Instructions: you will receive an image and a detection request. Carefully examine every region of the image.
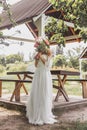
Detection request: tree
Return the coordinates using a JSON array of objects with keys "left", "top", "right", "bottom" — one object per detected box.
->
[
  {"left": 82, "top": 60, "right": 87, "bottom": 72},
  {"left": 0, "top": 0, "right": 16, "bottom": 35},
  {"left": 6, "top": 54, "right": 23, "bottom": 64},
  {"left": 49, "top": 0, "right": 87, "bottom": 43},
  {"left": 66, "top": 45, "right": 85, "bottom": 70},
  {"left": 68, "top": 56, "right": 79, "bottom": 69},
  {"left": 0, "top": 55, "right": 6, "bottom": 66},
  {"left": 56, "top": 45, "right": 63, "bottom": 55},
  {"left": 52, "top": 54, "right": 67, "bottom": 67},
  {"left": 45, "top": 18, "right": 68, "bottom": 47}
]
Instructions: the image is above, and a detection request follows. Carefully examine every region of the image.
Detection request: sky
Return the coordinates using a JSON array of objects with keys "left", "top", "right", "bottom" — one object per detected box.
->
[
  {"left": 1, "top": 24, "right": 35, "bottom": 61},
  {"left": 7, "top": 0, "right": 21, "bottom": 5},
  {"left": 0, "top": 0, "right": 86, "bottom": 61}
]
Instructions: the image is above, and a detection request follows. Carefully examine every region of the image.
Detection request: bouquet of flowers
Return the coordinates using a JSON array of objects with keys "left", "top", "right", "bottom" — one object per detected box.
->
[{"left": 34, "top": 37, "right": 50, "bottom": 59}]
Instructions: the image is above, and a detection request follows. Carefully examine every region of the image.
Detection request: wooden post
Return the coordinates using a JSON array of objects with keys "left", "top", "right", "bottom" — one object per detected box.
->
[
  {"left": 81, "top": 81, "right": 87, "bottom": 98},
  {"left": 0, "top": 81, "right": 2, "bottom": 97},
  {"left": 15, "top": 82, "right": 20, "bottom": 102}
]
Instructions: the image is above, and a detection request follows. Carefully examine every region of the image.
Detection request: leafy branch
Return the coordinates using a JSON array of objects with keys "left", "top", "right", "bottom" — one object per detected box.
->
[
  {"left": 49, "top": 0, "right": 87, "bottom": 43},
  {"left": 0, "top": 0, "right": 16, "bottom": 27}
]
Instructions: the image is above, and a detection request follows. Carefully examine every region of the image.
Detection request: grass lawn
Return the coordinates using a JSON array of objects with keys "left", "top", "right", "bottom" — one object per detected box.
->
[{"left": 2, "top": 82, "right": 31, "bottom": 94}]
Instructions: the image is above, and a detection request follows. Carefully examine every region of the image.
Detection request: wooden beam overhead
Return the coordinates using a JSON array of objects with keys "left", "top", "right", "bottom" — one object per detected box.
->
[
  {"left": 0, "top": 35, "right": 35, "bottom": 43},
  {"left": 45, "top": 9, "right": 57, "bottom": 14},
  {"left": 65, "top": 35, "right": 81, "bottom": 41},
  {"left": 0, "top": 34, "right": 81, "bottom": 45},
  {"left": 26, "top": 22, "right": 38, "bottom": 38}
]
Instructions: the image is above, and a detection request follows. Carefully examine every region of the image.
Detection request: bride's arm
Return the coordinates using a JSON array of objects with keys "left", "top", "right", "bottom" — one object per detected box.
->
[
  {"left": 34, "top": 52, "right": 41, "bottom": 67},
  {"left": 35, "top": 59, "right": 39, "bottom": 67},
  {"left": 35, "top": 53, "right": 47, "bottom": 66},
  {"left": 34, "top": 54, "right": 39, "bottom": 67}
]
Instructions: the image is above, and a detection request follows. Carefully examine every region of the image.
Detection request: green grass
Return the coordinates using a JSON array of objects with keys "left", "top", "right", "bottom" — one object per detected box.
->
[
  {"left": 2, "top": 82, "right": 32, "bottom": 94},
  {"left": 65, "top": 82, "right": 82, "bottom": 96}
]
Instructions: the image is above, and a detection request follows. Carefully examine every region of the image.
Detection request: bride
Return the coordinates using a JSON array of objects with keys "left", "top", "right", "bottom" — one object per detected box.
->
[{"left": 26, "top": 38, "right": 57, "bottom": 125}]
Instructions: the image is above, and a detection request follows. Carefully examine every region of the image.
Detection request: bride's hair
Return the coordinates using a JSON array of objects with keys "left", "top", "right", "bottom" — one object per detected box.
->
[{"left": 46, "top": 48, "right": 52, "bottom": 56}]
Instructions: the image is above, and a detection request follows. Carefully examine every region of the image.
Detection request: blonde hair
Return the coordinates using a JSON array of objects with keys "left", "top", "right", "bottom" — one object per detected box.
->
[{"left": 46, "top": 48, "right": 52, "bottom": 56}]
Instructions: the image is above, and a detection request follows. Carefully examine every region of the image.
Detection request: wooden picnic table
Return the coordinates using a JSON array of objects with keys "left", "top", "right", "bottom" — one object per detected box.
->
[
  {"left": 7, "top": 71, "right": 34, "bottom": 101},
  {"left": 7, "top": 71, "right": 34, "bottom": 80},
  {"left": 7, "top": 70, "right": 80, "bottom": 102}
]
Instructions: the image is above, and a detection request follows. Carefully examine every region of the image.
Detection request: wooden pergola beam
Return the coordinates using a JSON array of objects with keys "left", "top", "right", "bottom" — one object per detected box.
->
[
  {"left": 65, "top": 35, "right": 81, "bottom": 41},
  {"left": 45, "top": 9, "right": 57, "bottom": 14},
  {"left": 25, "top": 22, "right": 38, "bottom": 38},
  {"left": 0, "top": 35, "right": 35, "bottom": 43},
  {"left": 0, "top": 34, "right": 81, "bottom": 45},
  {"left": 60, "top": 10, "right": 80, "bottom": 43}
]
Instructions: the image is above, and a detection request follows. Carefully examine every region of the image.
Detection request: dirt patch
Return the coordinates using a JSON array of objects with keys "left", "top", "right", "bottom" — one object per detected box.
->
[{"left": 0, "top": 106, "right": 87, "bottom": 130}]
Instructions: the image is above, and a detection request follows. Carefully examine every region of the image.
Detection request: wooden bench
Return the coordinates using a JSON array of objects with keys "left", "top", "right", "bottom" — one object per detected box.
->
[
  {"left": 66, "top": 79, "right": 87, "bottom": 98},
  {"left": 0, "top": 78, "right": 32, "bottom": 102},
  {"left": 52, "top": 78, "right": 87, "bottom": 99}
]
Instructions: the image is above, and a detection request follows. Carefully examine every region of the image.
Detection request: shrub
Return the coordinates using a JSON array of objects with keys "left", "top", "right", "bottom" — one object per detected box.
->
[
  {"left": 6, "top": 62, "right": 28, "bottom": 72},
  {"left": 0, "top": 64, "right": 5, "bottom": 73}
]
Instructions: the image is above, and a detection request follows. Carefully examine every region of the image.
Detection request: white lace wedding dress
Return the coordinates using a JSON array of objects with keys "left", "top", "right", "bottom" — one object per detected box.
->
[{"left": 26, "top": 54, "right": 57, "bottom": 125}]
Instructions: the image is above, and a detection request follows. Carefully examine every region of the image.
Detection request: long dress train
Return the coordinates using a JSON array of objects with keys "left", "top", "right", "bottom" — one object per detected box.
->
[{"left": 26, "top": 54, "right": 57, "bottom": 125}]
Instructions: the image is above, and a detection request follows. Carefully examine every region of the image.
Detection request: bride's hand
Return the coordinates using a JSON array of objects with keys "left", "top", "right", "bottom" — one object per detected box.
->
[
  {"left": 38, "top": 52, "right": 42, "bottom": 58},
  {"left": 35, "top": 52, "right": 41, "bottom": 60}
]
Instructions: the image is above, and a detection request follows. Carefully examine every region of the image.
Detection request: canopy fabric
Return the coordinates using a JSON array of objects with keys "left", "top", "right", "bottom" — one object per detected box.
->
[{"left": 0, "top": 0, "right": 51, "bottom": 30}]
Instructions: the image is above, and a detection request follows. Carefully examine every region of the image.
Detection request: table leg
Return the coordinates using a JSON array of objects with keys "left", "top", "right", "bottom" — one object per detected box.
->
[
  {"left": 10, "top": 82, "right": 21, "bottom": 102},
  {"left": 53, "top": 86, "right": 64, "bottom": 101},
  {"left": 54, "top": 75, "right": 69, "bottom": 102},
  {"left": 81, "top": 81, "right": 87, "bottom": 98},
  {"left": 0, "top": 81, "right": 2, "bottom": 97},
  {"left": 17, "top": 74, "right": 28, "bottom": 95},
  {"left": 15, "top": 82, "right": 20, "bottom": 102}
]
